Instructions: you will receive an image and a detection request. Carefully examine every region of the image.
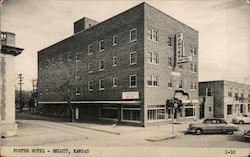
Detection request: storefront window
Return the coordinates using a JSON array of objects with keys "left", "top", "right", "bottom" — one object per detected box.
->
[
  {"left": 122, "top": 108, "right": 140, "bottom": 122},
  {"left": 148, "top": 108, "right": 165, "bottom": 121},
  {"left": 227, "top": 105, "right": 232, "bottom": 115},
  {"left": 100, "top": 107, "right": 118, "bottom": 119},
  {"left": 185, "top": 108, "right": 194, "bottom": 117}
]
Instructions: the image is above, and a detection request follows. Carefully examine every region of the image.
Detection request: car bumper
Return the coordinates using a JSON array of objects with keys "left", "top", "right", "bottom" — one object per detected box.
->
[{"left": 187, "top": 128, "right": 196, "bottom": 133}]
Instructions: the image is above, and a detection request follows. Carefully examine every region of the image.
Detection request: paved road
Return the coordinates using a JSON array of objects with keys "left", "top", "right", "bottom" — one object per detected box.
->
[{"left": 2, "top": 119, "right": 249, "bottom": 148}]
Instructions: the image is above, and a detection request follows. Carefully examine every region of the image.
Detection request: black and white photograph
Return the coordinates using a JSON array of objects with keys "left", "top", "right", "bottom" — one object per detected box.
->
[{"left": 0, "top": 0, "right": 249, "bottom": 157}]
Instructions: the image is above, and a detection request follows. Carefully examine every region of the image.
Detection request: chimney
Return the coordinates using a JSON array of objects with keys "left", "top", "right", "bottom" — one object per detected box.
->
[{"left": 74, "top": 17, "right": 99, "bottom": 34}]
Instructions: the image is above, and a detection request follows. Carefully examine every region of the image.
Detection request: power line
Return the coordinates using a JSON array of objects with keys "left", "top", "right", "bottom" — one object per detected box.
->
[{"left": 18, "top": 73, "right": 24, "bottom": 112}]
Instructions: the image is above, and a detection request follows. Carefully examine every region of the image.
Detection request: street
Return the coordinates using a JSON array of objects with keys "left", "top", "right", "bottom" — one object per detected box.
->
[{"left": 1, "top": 113, "right": 249, "bottom": 148}]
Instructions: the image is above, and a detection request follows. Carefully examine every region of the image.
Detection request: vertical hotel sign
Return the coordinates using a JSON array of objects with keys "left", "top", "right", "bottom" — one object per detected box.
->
[{"left": 175, "top": 33, "right": 191, "bottom": 64}]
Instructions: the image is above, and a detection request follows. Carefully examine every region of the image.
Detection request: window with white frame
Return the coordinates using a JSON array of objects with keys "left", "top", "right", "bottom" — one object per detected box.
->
[
  {"left": 228, "top": 87, "right": 232, "bottom": 97},
  {"left": 99, "top": 60, "right": 104, "bottom": 71},
  {"left": 112, "top": 56, "right": 117, "bottom": 66},
  {"left": 148, "top": 106, "right": 165, "bottom": 121},
  {"left": 46, "top": 59, "right": 50, "bottom": 67},
  {"left": 112, "top": 77, "right": 117, "bottom": 87},
  {"left": 130, "top": 74, "right": 137, "bottom": 88},
  {"left": 147, "top": 75, "right": 158, "bottom": 87},
  {"left": 76, "top": 69, "right": 80, "bottom": 79},
  {"left": 130, "top": 28, "right": 137, "bottom": 42},
  {"left": 191, "top": 81, "right": 197, "bottom": 90},
  {"left": 99, "top": 79, "right": 105, "bottom": 90},
  {"left": 113, "top": 35, "right": 117, "bottom": 46},
  {"left": 178, "top": 79, "right": 183, "bottom": 89},
  {"left": 88, "top": 62, "right": 93, "bottom": 73},
  {"left": 68, "top": 52, "right": 72, "bottom": 61},
  {"left": 240, "top": 89, "right": 244, "bottom": 98},
  {"left": 99, "top": 40, "right": 104, "bottom": 52},
  {"left": 130, "top": 51, "right": 137, "bottom": 65},
  {"left": 167, "top": 36, "right": 172, "bottom": 46},
  {"left": 234, "top": 88, "right": 239, "bottom": 100},
  {"left": 147, "top": 28, "right": 158, "bottom": 42},
  {"left": 227, "top": 104, "right": 233, "bottom": 115},
  {"left": 168, "top": 78, "right": 173, "bottom": 88},
  {"left": 191, "top": 63, "right": 197, "bottom": 72},
  {"left": 88, "top": 80, "right": 93, "bottom": 91},
  {"left": 75, "top": 87, "right": 80, "bottom": 96},
  {"left": 147, "top": 52, "right": 158, "bottom": 64},
  {"left": 168, "top": 57, "right": 172, "bottom": 67},
  {"left": 76, "top": 53, "right": 80, "bottom": 61},
  {"left": 88, "top": 44, "right": 93, "bottom": 55}
]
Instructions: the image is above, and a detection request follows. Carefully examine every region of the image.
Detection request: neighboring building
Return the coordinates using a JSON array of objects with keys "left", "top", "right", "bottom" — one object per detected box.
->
[
  {"left": 199, "top": 80, "right": 250, "bottom": 121},
  {"left": 37, "top": 3, "right": 199, "bottom": 126},
  {"left": 0, "top": 31, "right": 23, "bottom": 136}
]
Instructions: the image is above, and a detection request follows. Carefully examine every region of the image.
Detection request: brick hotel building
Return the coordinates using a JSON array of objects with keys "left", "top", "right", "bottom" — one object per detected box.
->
[{"left": 37, "top": 3, "right": 199, "bottom": 126}]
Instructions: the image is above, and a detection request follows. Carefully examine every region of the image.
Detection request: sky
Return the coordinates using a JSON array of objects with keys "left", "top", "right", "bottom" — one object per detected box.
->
[{"left": 1, "top": 0, "right": 250, "bottom": 90}]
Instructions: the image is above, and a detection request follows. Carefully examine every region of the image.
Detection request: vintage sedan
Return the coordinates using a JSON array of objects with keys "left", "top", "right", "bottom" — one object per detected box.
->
[
  {"left": 187, "top": 118, "right": 239, "bottom": 135},
  {"left": 243, "top": 130, "right": 250, "bottom": 139},
  {"left": 232, "top": 114, "right": 250, "bottom": 124}
]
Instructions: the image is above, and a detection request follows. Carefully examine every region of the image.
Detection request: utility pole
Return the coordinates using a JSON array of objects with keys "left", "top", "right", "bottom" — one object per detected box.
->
[
  {"left": 32, "top": 79, "right": 37, "bottom": 110},
  {"left": 18, "top": 74, "right": 24, "bottom": 112}
]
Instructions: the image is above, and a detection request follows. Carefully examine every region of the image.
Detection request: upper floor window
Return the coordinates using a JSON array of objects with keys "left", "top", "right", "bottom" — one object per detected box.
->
[
  {"left": 113, "top": 35, "right": 117, "bottom": 46},
  {"left": 76, "top": 69, "right": 80, "bottom": 79},
  {"left": 168, "top": 57, "right": 172, "bottom": 67},
  {"left": 228, "top": 87, "right": 232, "bottom": 97},
  {"left": 76, "top": 53, "right": 80, "bottom": 61},
  {"left": 130, "top": 74, "right": 137, "bottom": 88},
  {"left": 99, "top": 79, "right": 105, "bottom": 90},
  {"left": 99, "top": 40, "right": 104, "bottom": 52},
  {"left": 68, "top": 68, "right": 73, "bottom": 77},
  {"left": 112, "top": 77, "right": 117, "bottom": 87},
  {"left": 191, "top": 81, "right": 197, "bottom": 90},
  {"left": 191, "top": 63, "right": 197, "bottom": 72},
  {"left": 99, "top": 60, "right": 104, "bottom": 71},
  {"left": 130, "top": 51, "right": 137, "bottom": 65},
  {"left": 75, "top": 87, "right": 80, "bottom": 96},
  {"left": 147, "top": 75, "right": 158, "bottom": 87},
  {"left": 147, "top": 52, "right": 158, "bottom": 64},
  {"left": 147, "top": 28, "right": 158, "bottom": 42},
  {"left": 113, "top": 56, "right": 117, "bottom": 66},
  {"left": 190, "top": 45, "right": 197, "bottom": 55},
  {"left": 130, "top": 28, "right": 137, "bottom": 42},
  {"left": 234, "top": 88, "right": 239, "bottom": 99},
  {"left": 51, "top": 57, "right": 55, "bottom": 65},
  {"left": 68, "top": 52, "right": 73, "bottom": 61},
  {"left": 240, "top": 89, "right": 244, "bottom": 98},
  {"left": 46, "top": 59, "right": 50, "bottom": 67},
  {"left": 88, "top": 80, "right": 93, "bottom": 91},
  {"left": 59, "top": 55, "right": 63, "bottom": 63},
  {"left": 88, "top": 44, "right": 94, "bottom": 55},
  {"left": 178, "top": 79, "right": 183, "bottom": 89},
  {"left": 167, "top": 36, "right": 172, "bottom": 46},
  {"left": 88, "top": 62, "right": 93, "bottom": 73}
]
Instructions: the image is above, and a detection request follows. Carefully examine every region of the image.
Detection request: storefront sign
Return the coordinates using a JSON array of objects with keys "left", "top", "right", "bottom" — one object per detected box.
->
[
  {"left": 122, "top": 92, "right": 139, "bottom": 100},
  {"left": 175, "top": 33, "right": 191, "bottom": 64}
]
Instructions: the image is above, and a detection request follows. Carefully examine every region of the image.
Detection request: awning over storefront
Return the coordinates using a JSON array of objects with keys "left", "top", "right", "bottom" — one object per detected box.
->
[{"left": 38, "top": 100, "right": 142, "bottom": 105}]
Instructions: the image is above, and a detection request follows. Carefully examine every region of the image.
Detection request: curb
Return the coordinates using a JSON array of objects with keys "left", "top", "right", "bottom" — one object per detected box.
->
[
  {"left": 145, "top": 133, "right": 184, "bottom": 142},
  {"left": 64, "top": 123, "right": 121, "bottom": 135}
]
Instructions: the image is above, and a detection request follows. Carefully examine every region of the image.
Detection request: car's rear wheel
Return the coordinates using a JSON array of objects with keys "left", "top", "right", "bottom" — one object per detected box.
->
[
  {"left": 195, "top": 129, "right": 202, "bottom": 135},
  {"left": 239, "top": 120, "right": 244, "bottom": 124},
  {"left": 227, "top": 131, "right": 234, "bottom": 134}
]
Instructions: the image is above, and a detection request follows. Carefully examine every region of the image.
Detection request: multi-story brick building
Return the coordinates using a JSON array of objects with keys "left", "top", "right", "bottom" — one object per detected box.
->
[
  {"left": 199, "top": 80, "right": 250, "bottom": 121},
  {"left": 37, "top": 2, "right": 199, "bottom": 126}
]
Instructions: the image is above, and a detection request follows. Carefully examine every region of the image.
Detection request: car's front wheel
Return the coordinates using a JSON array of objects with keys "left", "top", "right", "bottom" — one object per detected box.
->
[
  {"left": 227, "top": 131, "right": 234, "bottom": 134},
  {"left": 195, "top": 129, "right": 202, "bottom": 135},
  {"left": 239, "top": 120, "right": 244, "bottom": 124}
]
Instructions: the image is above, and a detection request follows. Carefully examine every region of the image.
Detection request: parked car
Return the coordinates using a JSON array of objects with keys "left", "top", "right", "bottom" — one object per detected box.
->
[
  {"left": 243, "top": 130, "right": 250, "bottom": 139},
  {"left": 232, "top": 114, "right": 250, "bottom": 124},
  {"left": 187, "top": 118, "right": 239, "bottom": 135}
]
